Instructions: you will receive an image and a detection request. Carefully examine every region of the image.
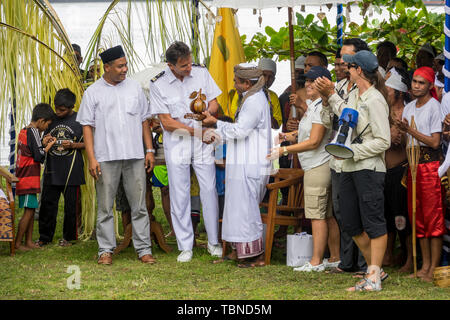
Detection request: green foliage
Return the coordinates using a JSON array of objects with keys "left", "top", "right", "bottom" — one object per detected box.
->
[
  {"left": 241, "top": 1, "right": 445, "bottom": 67},
  {"left": 350, "top": 0, "right": 445, "bottom": 67},
  {"left": 242, "top": 12, "right": 339, "bottom": 62}
]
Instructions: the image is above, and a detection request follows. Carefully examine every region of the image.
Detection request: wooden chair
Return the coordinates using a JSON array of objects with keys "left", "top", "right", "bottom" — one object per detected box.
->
[
  {"left": 0, "top": 167, "right": 19, "bottom": 256},
  {"left": 260, "top": 168, "right": 305, "bottom": 265}
]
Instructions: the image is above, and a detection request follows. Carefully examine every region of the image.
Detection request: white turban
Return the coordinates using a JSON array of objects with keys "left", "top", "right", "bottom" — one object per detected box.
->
[
  {"left": 435, "top": 74, "right": 444, "bottom": 88},
  {"left": 295, "top": 56, "right": 306, "bottom": 69},
  {"left": 258, "top": 58, "right": 277, "bottom": 75},
  {"left": 234, "top": 63, "right": 262, "bottom": 81},
  {"left": 385, "top": 71, "right": 408, "bottom": 93}
]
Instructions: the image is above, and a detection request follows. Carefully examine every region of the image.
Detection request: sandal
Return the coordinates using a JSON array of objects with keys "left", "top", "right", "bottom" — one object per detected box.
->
[
  {"left": 237, "top": 255, "right": 265, "bottom": 268},
  {"left": 58, "top": 239, "right": 72, "bottom": 247},
  {"left": 347, "top": 277, "right": 382, "bottom": 292},
  {"left": 325, "top": 267, "right": 347, "bottom": 274},
  {"left": 35, "top": 240, "right": 49, "bottom": 247},
  {"left": 212, "top": 255, "right": 236, "bottom": 264},
  {"left": 237, "top": 261, "right": 265, "bottom": 268},
  {"left": 352, "top": 268, "right": 389, "bottom": 282}
]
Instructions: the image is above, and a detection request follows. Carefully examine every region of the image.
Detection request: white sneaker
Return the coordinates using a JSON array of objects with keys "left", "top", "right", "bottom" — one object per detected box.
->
[
  {"left": 207, "top": 243, "right": 223, "bottom": 257},
  {"left": 177, "top": 250, "right": 193, "bottom": 262},
  {"left": 293, "top": 262, "right": 325, "bottom": 272},
  {"left": 323, "top": 259, "right": 341, "bottom": 269}
]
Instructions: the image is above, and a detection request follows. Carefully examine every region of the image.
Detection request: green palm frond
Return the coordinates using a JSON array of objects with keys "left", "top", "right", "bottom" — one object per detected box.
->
[
  {"left": 1, "top": 0, "right": 216, "bottom": 242},
  {"left": 0, "top": 0, "right": 96, "bottom": 241},
  {"left": 83, "top": 0, "right": 214, "bottom": 75}
]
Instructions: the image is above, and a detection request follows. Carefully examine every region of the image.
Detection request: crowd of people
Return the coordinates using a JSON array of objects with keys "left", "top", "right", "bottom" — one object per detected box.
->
[{"left": 11, "top": 38, "right": 450, "bottom": 292}]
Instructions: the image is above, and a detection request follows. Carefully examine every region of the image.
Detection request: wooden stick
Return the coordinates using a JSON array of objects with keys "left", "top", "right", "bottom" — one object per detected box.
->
[
  {"left": 287, "top": 7, "right": 301, "bottom": 169},
  {"left": 406, "top": 116, "right": 420, "bottom": 278}
]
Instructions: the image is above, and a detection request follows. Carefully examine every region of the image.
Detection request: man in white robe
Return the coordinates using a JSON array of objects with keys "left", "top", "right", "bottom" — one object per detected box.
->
[{"left": 202, "top": 63, "right": 272, "bottom": 267}]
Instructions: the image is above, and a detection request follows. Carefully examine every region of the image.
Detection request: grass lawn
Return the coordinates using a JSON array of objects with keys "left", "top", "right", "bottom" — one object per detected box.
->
[{"left": 1, "top": 187, "right": 449, "bottom": 300}]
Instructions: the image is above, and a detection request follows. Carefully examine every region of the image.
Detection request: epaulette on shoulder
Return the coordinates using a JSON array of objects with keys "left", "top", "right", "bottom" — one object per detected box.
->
[
  {"left": 151, "top": 71, "right": 165, "bottom": 82},
  {"left": 192, "top": 63, "right": 206, "bottom": 68}
]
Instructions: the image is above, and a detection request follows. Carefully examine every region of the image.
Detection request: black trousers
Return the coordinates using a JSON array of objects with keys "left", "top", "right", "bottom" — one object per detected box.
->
[
  {"left": 331, "top": 169, "right": 367, "bottom": 272},
  {"left": 339, "top": 169, "right": 387, "bottom": 239},
  {"left": 39, "top": 185, "right": 81, "bottom": 242}
]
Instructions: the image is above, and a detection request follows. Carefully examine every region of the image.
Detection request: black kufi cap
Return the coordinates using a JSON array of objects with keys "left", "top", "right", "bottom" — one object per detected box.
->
[
  {"left": 99, "top": 45, "right": 125, "bottom": 64},
  {"left": 71, "top": 43, "right": 81, "bottom": 54}
]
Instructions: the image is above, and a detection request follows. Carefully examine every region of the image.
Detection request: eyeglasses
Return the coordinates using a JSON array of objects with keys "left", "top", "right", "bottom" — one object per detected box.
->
[{"left": 348, "top": 63, "right": 358, "bottom": 69}]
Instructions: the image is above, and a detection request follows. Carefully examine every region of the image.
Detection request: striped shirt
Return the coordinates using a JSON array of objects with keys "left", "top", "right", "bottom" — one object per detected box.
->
[{"left": 16, "top": 127, "right": 45, "bottom": 195}]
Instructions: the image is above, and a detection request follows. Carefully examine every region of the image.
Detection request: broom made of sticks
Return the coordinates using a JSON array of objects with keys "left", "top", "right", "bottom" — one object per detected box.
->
[{"left": 406, "top": 116, "right": 420, "bottom": 278}]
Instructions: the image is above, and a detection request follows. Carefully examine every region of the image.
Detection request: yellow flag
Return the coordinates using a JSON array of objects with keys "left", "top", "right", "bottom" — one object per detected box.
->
[{"left": 208, "top": 8, "right": 245, "bottom": 118}]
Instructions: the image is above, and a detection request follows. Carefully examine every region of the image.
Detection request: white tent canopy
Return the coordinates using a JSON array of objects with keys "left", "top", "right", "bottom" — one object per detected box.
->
[
  {"left": 129, "top": 63, "right": 166, "bottom": 100},
  {"left": 211, "top": 0, "right": 355, "bottom": 9}
]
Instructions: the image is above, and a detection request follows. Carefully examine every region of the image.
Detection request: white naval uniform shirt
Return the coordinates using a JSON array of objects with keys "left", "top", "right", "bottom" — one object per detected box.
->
[
  {"left": 77, "top": 77, "right": 152, "bottom": 162},
  {"left": 149, "top": 65, "right": 221, "bottom": 164}
]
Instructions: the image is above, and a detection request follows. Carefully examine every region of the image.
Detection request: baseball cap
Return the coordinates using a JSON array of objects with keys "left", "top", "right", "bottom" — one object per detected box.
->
[
  {"left": 304, "top": 66, "right": 332, "bottom": 81},
  {"left": 343, "top": 50, "right": 379, "bottom": 73}
]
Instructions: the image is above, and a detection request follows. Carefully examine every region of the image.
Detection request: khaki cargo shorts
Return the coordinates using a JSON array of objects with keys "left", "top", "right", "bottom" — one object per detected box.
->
[{"left": 303, "top": 161, "right": 332, "bottom": 220}]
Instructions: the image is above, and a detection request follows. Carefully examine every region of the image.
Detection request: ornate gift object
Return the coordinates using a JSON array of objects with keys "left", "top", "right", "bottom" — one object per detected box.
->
[{"left": 184, "top": 89, "right": 207, "bottom": 121}]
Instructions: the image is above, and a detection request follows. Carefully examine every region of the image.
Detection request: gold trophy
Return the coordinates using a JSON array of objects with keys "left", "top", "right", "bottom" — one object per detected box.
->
[{"left": 184, "top": 89, "right": 206, "bottom": 121}]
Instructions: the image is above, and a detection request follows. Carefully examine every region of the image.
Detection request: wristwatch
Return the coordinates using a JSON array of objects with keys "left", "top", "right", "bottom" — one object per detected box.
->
[
  {"left": 282, "top": 146, "right": 289, "bottom": 156},
  {"left": 146, "top": 149, "right": 155, "bottom": 154}
]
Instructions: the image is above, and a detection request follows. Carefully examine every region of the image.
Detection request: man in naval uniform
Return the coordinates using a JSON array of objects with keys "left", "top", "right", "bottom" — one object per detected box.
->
[{"left": 149, "top": 41, "right": 222, "bottom": 262}]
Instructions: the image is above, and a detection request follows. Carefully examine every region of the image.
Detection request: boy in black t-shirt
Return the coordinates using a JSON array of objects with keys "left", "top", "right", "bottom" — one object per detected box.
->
[{"left": 37, "top": 89, "right": 85, "bottom": 247}]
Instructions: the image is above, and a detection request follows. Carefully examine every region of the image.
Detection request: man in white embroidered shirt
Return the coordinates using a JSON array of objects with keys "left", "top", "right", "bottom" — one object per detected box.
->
[
  {"left": 149, "top": 41, "right": 222, "bottom": 262},
  {"left": 77, "top": 45, "right": 156, "bottom": 265}
]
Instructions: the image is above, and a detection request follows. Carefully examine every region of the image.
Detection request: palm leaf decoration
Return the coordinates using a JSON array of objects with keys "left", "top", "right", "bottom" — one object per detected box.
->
[
  {"left": 82, "top": 0, "right": 214, "bottom": 77},
  {"left": 0, "top": 0, "right": 98, "bottom": 241},
  {"left": 1, "top": 0, "right": 215, "bottom": 241}
]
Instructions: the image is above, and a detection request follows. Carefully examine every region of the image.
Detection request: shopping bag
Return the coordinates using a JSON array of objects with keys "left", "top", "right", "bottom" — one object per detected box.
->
[{"left": 286, "top": 232, "right": 313, "bottom": 267}]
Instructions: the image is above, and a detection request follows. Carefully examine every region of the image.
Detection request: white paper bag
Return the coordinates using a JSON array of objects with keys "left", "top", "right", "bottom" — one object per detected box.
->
[
  {"left": 286, "top": 232, "right": 313, "bottom": 267},
  {"left": 0, "top": 189, "right": 7, "bottom": 201}
]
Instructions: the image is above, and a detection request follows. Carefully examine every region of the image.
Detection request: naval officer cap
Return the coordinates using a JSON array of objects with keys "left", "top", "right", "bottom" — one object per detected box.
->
[{"left": 99, "top": 45, "right": 126, "bottom": 64}]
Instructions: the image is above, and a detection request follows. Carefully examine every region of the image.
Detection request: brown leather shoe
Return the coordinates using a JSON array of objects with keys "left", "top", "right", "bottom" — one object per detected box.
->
[
  {"left": 98, "top": 252, "right": 112, "bottom": 265},
  {"left": 139, "top": 254, "right": 156, "bottom": 264}
]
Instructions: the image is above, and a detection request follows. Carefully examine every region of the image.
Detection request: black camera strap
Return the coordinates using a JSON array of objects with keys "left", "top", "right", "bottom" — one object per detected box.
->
[{"left": 351, "top": 123, "right": 370, "bottom": 144}]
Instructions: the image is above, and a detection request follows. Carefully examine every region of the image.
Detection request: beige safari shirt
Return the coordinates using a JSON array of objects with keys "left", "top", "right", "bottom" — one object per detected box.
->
[
  {"left": 326, "top": 85, "right": 390, "bottom": 173},
  {"left": 320, "top": 78, "right": 357, "bottom": 172}
]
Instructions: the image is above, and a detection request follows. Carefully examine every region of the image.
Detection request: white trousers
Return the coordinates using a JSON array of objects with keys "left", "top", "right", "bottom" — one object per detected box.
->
[{"left": 164, "top": 135, "right": 219, "bottom": 251}]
